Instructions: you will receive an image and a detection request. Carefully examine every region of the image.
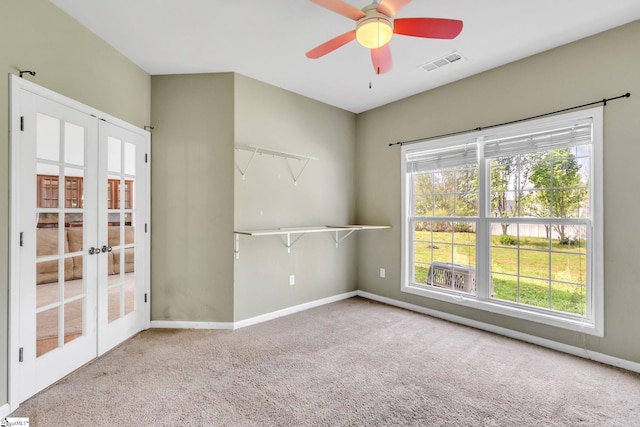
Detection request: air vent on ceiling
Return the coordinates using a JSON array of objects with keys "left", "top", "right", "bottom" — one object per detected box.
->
[{"left": 420, "top": 52, "right": 464, "bottom": 72}]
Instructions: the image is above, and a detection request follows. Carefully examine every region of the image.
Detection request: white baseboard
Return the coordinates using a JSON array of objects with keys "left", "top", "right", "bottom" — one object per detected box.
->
[
  {"left": 150, "top": 320, "right": 234, "bottom": 330},
  {"left": 357, "top": 290, "right": 640, "bottom": 374},
  {"left": 585, "top": 349, "right": 640, "bottom": 372},
  {"left": 233, "top": 291, "right": 358, "bottom": 330},
  {"left": 0, "top": 402, "right": 11, "bottom": 418},
  {"left": 150, "top": 291, "right": 358, "bottom": 331}
]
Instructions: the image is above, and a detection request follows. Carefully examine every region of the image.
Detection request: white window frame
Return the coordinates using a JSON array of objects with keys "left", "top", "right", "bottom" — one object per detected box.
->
[{"left": 401, "top": 107, "right": 604, "bottom": 336}]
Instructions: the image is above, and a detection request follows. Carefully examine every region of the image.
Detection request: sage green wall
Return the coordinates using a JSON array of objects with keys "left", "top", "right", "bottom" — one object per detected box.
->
[
  {"left": 233, "top": 75, "right": 357, "bottom": 321},
  {"left": 0, "top": 0, "right": 150, "bottom": 408},
  {"left": 150, "top": 73, "right": 356, "bottom": 323},
  {"left": 150, "top": 73, "right": 235, "bottom": 322},
  {"left": 356, "top": 20, "right": 640, "bottom": 363}
]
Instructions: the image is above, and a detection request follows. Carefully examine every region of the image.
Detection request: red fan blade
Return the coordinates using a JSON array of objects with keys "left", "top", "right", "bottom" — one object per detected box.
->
[
  {"left": 371, "top": 44, "right": 392, "bottom": 74},
  {"left": 377, "top": 0, "right": 411, "bottom": 18},
  {"left": 310, "top": 0, "right": 365, "bottom": 21},
  {"left": 393, "top": 18, "right": 463, "bottom": 39},
  {"left": 306, "top": 30, "right": 357, "bottom": 59}
]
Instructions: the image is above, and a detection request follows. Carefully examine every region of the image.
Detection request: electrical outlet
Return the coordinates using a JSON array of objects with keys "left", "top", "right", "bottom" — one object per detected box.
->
[
  {"left": 379, "top": 268, "right": 386, "bottom": 278},
  {"left": 289, "top": 275, "right": 295, "bottom": 286}
]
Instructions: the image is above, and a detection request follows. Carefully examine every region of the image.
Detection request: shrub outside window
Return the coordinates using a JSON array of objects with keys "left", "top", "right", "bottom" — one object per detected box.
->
[{"left": 401, "top": 108, "right": 603, "bottom": 335}]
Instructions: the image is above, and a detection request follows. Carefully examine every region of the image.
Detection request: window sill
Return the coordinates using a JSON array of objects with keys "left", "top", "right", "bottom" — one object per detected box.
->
[{"left": 401, "top": 282, "right": 603, "bottom": 337}]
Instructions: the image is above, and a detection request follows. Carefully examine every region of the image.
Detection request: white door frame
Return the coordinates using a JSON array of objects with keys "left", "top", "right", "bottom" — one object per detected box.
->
[{"left": 8, "top": 74, "right": 151, "bottom": 410}]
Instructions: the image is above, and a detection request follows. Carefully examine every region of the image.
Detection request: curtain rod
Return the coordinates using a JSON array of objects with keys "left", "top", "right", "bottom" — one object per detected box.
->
[{"left": 389, "top": 92, "right": 631, "bottom": 147}]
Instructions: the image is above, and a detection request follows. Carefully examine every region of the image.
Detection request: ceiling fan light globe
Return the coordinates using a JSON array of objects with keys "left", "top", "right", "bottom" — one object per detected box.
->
[{"left": 356, "top": 18, "right": 393, "bottom": 49}]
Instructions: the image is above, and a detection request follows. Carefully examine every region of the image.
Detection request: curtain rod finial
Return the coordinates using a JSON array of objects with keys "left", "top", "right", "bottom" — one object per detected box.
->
[{"left": 19, "top": 70, "right": 36, "bottom": 78}]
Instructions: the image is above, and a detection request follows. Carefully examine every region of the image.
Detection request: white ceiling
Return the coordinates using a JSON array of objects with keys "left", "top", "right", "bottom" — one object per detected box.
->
[{"left": 50, "top": 0, "right": 640, "bottom": 113}]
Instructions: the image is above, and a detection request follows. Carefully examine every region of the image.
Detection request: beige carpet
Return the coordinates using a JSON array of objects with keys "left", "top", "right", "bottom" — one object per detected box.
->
[{"left": 12, "top": 297, "right": 640, "bottom": 426}]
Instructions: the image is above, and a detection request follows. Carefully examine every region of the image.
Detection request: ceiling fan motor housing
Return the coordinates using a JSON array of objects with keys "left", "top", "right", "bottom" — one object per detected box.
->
[{"left": 356, "top": 5, "right": 394, "bottom": 49}]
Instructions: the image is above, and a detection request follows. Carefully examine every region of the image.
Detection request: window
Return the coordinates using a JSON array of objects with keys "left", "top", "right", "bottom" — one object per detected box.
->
[{"left": 401, "top": 108, "right": 603, "bottom": 335}]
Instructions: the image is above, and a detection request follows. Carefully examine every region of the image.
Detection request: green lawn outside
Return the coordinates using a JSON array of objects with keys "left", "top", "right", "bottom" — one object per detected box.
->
[{"left": 413, "top": 231, "right": 587, "bottom": 315}]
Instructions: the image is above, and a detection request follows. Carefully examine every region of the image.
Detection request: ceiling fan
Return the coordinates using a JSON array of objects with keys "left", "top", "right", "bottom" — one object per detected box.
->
[{"left": 305, "top": 0, "right": 463, "bottom": 74}]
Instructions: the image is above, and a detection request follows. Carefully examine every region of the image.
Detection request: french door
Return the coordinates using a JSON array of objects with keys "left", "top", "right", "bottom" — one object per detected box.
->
[
  {"left": 96, "top": 121, "right": 149, "bottom": 354},
  {"left": 10, "top": 76, "right": 150, "bottom": 404}
]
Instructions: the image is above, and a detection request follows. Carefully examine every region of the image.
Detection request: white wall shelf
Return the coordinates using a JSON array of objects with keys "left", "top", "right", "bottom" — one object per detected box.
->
[
  {"left": 234, "top": 225, "right": 390, "bottom": 258},
  {"left": 235, "top": 144, "right": 318, "bottom": 184}
]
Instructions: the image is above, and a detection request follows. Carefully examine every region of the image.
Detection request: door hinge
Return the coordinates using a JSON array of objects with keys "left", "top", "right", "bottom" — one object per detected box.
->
[
  {"left": 145, "top": 153, "right": 148, "bottom": 163},
  {"left": 20, "top": 116, "right": 24, "bottom": 131},
  {"left": 144, "top": 223, "right": 148, "bottom": 233},
  {"left": 144, "top": 293, "right": 148, "bottom": 303},
  {"left": 19, "top": 231, "right": 24, "bottom": 247},
  {"left": 19, "top": 347, "right": 23, "bottom": 362}
]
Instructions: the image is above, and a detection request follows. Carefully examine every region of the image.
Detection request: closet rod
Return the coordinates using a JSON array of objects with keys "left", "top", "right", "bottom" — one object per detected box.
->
[{"left": 389, "top": 92, "right": 631, "bottom": 147}]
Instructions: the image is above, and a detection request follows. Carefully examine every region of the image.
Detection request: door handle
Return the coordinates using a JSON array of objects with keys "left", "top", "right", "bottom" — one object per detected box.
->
[
  {"left": 88, "top": 246, "right": 101, "bottom": 255},
  {"left": 102, "top": 245, "right": 113, "bottom": 253}
]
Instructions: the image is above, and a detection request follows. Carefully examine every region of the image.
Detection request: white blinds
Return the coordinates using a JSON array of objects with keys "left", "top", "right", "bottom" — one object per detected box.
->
[
  {"left": 483, "top": 121, "right": 592, "bottom": 159},
  {"left": 405, "top": 142, "right": 477, "bottom": 173},
  {"left": 404, "top": 118, "right": 593, "bottom": 174}
]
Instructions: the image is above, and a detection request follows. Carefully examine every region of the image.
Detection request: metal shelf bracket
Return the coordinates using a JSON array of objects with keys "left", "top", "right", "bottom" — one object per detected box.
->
[{"left": 235, "top": 144, "right": 318, "bottom": 184}]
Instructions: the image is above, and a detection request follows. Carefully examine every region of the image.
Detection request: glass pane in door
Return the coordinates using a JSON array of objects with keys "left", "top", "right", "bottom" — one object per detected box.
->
[
  {"left": 36, "top": 158, "right": 62, "bottom": 357},
  {"left": 64, "top": 122, "right": 85, "bottom": 166},
  {"left": 108, "top": 285, "right": 121, "bottom": 323},
  {"left": 36, "top": 114, "right": 60, "bottom": 162},
  {"left": 106, "top": 138, "right": 136, "bottom": 323},
  {"left": 124, "top": 280, "right": 135, "bottom": 316},
  {"left": 108, "top": 137, "right": 121, "bottom": 173},
  {"left": 35, "top": 112, "right": 87, "bottom": 357},
  {"left": 124, "top": 142, "right": 135, "bottom": 175},
  {"left": 64, "top": 168, "right": 84, "bottom": 209},
  {"left": 36, "top": 308, "right": 59, "bottom": 357},
  {"left": 65, "top": 213, "right": 84, "bottom": 300},
  {"left": 64, "top": 299, "right": 84, "bottom": 344},
  {"left": 123, "top": 142, "right": 136, "bottom": 320}
]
